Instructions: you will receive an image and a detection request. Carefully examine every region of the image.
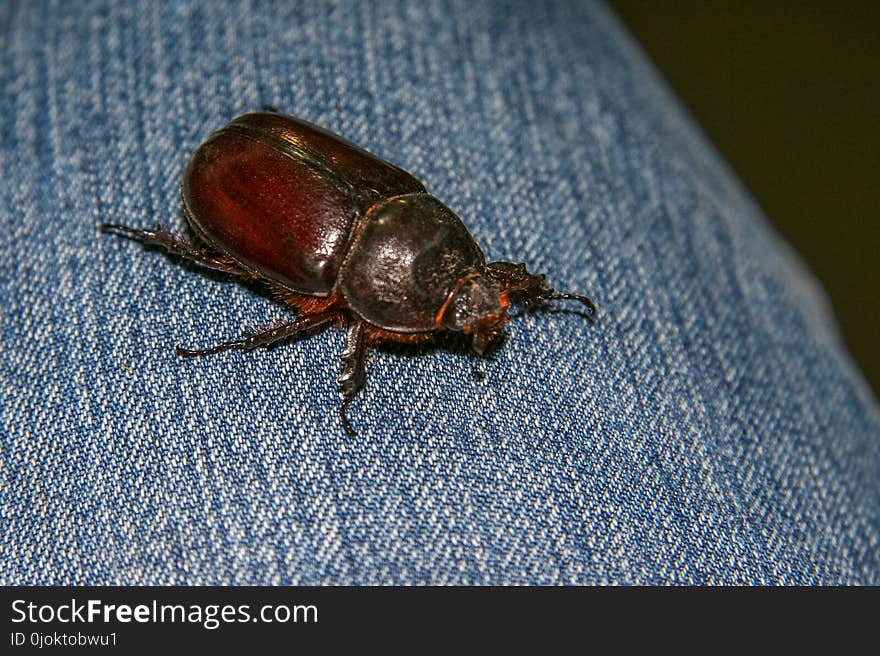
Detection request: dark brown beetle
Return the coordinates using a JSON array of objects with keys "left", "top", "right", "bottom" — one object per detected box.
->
[{"left": 103, "top": 111, "right": 595, "bottom": 435}]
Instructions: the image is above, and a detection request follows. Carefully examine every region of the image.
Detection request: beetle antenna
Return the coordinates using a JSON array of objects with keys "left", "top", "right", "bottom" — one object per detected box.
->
[{"left": 549, "top": 293, "right": 597, "bottom": 317}]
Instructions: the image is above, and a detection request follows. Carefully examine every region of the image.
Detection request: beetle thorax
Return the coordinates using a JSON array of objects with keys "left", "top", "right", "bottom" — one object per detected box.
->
[{"left": 338, "top": 193, "right": 488, "bottom": 333}]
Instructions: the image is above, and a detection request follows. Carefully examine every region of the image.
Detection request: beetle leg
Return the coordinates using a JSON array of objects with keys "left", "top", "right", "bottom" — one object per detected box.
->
[
  {"left": 101, "top": 223, "right": 248, "bottom": 276},
  {"left": 338, "top": 321, "right": 367, "bottom": 437},
  {"left": 175, "top": 313, "right": 338, "bottom": 358}
]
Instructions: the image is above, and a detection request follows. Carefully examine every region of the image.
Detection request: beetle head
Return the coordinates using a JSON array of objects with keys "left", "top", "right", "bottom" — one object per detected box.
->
[
  {"left": 486, "top": 261, "right": 597, "bottom": 316},
  {"left": 438, "top": 274, "right": 510, "bottom": 355}
]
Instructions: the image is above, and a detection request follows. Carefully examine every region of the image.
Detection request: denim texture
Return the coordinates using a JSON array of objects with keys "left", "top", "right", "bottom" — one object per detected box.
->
[{"left": 2, "top": 0, "right": 879, "bottom": 585}]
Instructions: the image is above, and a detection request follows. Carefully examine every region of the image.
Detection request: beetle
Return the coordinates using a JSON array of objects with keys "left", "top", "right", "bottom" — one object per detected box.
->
[{"left": 102, "top": 111, "right": 595, "bottom": 435}]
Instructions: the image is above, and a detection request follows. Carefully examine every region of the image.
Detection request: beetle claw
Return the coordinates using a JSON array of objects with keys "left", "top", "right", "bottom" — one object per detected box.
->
[
  {"left": 175, "top": 343, "right": 204, "bottom": 358},
  {"left": 340, "top": 400, "right": 358, "bottom": 438}
]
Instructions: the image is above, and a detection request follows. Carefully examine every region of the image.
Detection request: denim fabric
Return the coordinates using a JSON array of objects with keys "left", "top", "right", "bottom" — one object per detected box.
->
[{"left": 2, "top": 0, "right": 879, "bottom": 585}]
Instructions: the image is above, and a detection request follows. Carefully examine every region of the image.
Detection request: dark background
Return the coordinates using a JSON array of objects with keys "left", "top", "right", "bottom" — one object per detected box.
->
[{"left": 607, "top": 1, "right": 879, "bottom": 397}]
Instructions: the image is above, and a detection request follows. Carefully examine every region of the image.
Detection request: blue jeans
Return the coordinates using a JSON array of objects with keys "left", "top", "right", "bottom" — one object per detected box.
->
[{"left": 2, "top": 0, "right": 878, "bottom": 584}]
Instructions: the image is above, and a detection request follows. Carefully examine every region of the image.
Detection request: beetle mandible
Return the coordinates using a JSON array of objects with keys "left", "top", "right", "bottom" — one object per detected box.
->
[{"left": 102, "top": 111, "right": 596, "bottom": 435}]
